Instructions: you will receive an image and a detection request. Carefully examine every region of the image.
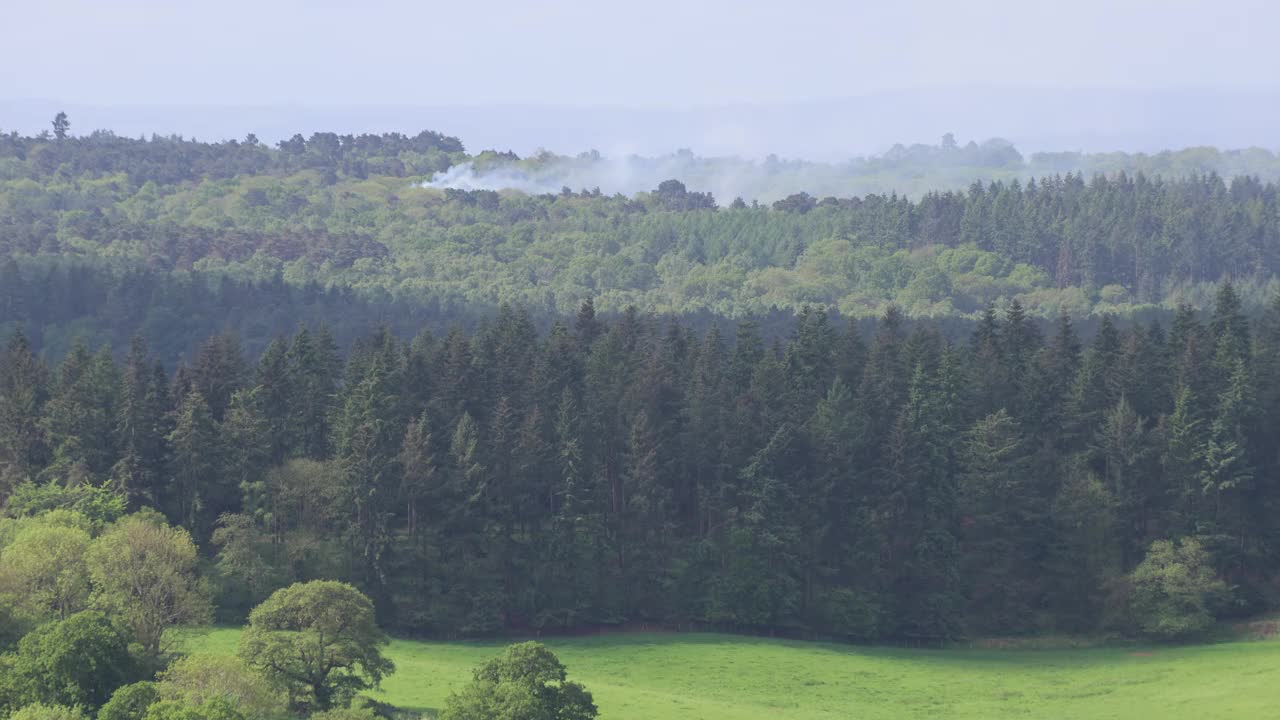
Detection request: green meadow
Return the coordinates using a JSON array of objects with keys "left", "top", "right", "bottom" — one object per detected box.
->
[{"left": 177, "top": 629, "right": 1280, "bottom": 719}]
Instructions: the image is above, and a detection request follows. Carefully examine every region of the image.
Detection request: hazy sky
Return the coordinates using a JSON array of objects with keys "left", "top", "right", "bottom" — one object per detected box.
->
[{"left": 3, "top": 0, "right": 1276, "bottom": 108}]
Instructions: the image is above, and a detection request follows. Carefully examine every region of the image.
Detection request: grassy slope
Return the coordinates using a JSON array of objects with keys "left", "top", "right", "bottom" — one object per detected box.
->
[{"left": 179, "top": 629, "right": 1280, "bottom": 719}]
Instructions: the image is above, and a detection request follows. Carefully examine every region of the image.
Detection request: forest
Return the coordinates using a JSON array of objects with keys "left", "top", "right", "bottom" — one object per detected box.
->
[
  {"left": 3, "top": 284, "right": 1278, "bottom": 641},
  {"left": 3, "top": 121, "right": 1280, "bottom": 720},
  {"left": 3, "top": 123, "right": 1280, "bottom": 362}
]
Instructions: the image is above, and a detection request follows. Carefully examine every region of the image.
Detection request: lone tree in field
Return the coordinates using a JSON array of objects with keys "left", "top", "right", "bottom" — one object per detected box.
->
[
  {"left": 440, "top": 642, "right": 597, "bottom": 720},
  {"left": 238, "top": 581, "right": 394, "bottom": 713}
]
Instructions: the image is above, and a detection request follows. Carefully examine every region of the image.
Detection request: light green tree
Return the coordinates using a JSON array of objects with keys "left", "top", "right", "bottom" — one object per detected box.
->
[
  {"left": 154, "top": 655, "right": 287, "bottom": 720},
  {"left": 86, "top": 514, "right": 212, "bottom": 657},
  {"left": 238, "top": 581, "right": 394, "bottom": 713},
  {"left": 11, "top": 704, "right": 87, "bottom": 720},
  {"left": 0, "top": 520, "right": 91, "bottom": 625},
  {"left": 440, "top": 642, "right": 597, "bottom": 720},
  {"left": 1129, "top": 538, "right": 1228, "bottom": 639}
]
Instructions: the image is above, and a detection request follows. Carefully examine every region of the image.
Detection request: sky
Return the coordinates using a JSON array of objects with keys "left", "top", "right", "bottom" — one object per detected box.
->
[
  {"left": 3, "top": 0, "right": 1276, "bottom": 108},
  {"left": 2, "top": 0, "right": 1278, "bottom": 157}
]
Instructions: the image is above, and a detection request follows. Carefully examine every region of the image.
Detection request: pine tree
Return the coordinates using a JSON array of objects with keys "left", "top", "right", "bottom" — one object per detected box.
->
[
  {"left": 538, "top": 388, "right": 604, "bottom": 628},
  {"left": 399, "top": 410, "right": 437, "bottom": 542},
  {"left": 287, "top": 325, "right": 339, "bottom": 459},
  {"left": 1199, "top": 357, "right": 1254, "bottom": 562},
  {"left": 223, "top": 387, "right": 271, "bottom": 522},
  {"left": 0, "top": 329, "right": 50, "bottom": 488},
  {"left": 958, "top": 409, "right": 1039, "bottom": 633},
  {"left": 41, "top": 341, "right": 118, "bottom": 480},
  {"left": 969, "top": 304, "right": 1005, "bottom": 416},
  {"left": 333, "top": 355, "right": 403, "bottom": 600},
  {"left": 1210, "top": 280, "right": 1250, "bottom": 366},
  {"left": 835, "top": 317, "right": 868, "bottom": 391},
  {"left": 112, "top": 336, "right": 167, "bottom": 507},
  {"left": 882, "top": 360, "right": 963, "bottom": 640},
  {"left": 435, "top": 328, "right": 476, "bottom": 422},
  {"left": 785, "top": 307, "right": 837, "bottom": 417},
  {"left": 166, "top": 389, "right": 222, "bottom": 537},
  {"left": 1000, "top": 299, "right": 1041, "bottom": 416},
  {"left": 729, "top": 320, "right": 765, "bottom": 393},
  {"left": 726, "top": 423, "right": 804, "bottom": 629},
  {"left": 393, "top": 408, "right": 441, "bottom": 629},
  {"left": 574, "top": 296, "right": 602, "bottom": 348},
  {"left": 1160, "top": 386, "right": 1205, "bottom": 536},
  {"left": 686, "top": 325, "right": 730, "bottom": 536},
  {"left": 255, "top": 337, "right": 294, "bottom": 463},
  {"left": 859, "top": 306, "right": 908, "bottom": 452},
  {"left": 620, "top": 409, "right": 672, "bottom": 618},
  {"left": 1251, "top": 291, "right": 1280, "bottom": 534},
  {"left": 191, "top": 331, "right": 247, "bottom": 421},
  {"left": 1095, "top": 396, "right": 1154, "bottom": 569},
  {"left": 802, "top": 378, "right": 869, "bottom": 630}
]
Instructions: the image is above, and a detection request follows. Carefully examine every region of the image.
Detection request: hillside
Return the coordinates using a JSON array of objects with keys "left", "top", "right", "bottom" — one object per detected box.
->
[{"left": 3, "top": 125, "right": 1280, "bottom": 362}]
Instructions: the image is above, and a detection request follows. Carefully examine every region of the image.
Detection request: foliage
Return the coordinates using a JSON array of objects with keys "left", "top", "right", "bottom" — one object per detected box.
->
[
  {"left": 85, "top": 514, "right": 212, "bottom": 657},
  {"left": 440, "top": 642, "right": 596, "bottom": 720},
  {"left": 3, "top": 610, "right": 138, "bottom": 712},
  {"left": 1128, "top": 538, "right": 1229, "bottom": 639},
  {"left": 8, "top": 704, "right": 87, "bottom": 720},
  {"left": 2, "top": 481, "right": 126, "bottom": 530},
  {"left": 238, "top": 581, "right": 394, "bottom": 713},
  {"left": 6, "top": 127, "right": 1280, "bottom": 362},
  {"left": 0, "top": 519, "right": 90, "bottom": 627},
  {"left": 98, "top": 683, "right": 159, "bottom": 720},
  {"left": 2, "top": 284, "right": 1279, "bottom": 640},
  {"left": 308, "top": 706, "right": 380, "bottom": 720},
  {"left": 154, "top": 655, "right": 287, "bottom": 720},
  {"left": 140, "top": 698, "right": 244, "bottom": 720}
]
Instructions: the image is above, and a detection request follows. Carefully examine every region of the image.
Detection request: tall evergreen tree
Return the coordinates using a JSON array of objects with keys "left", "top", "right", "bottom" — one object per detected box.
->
[
  {"left": 112, "top": 336, "right": 168, "bottom": 507},
  {"left": 166, "top": 389, "right": 222, "bottom": 537},
  {"left": 0, "top": 329, "right": 50, "bottom": 487}
]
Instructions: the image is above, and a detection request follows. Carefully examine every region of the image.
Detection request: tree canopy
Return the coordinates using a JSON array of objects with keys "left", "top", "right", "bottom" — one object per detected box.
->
[
  {"left": 440, "top": 642, "right": 596, "bottom": 720},
  {"left": 237, "top": 581, "right": 394, "bottom": 713}
]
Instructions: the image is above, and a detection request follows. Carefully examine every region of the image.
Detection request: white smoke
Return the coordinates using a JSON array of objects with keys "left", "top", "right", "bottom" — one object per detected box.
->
[
  {"left": 423, "top": 162, "right": 561, "bottom": 194},
  {"left": 421, "top": 136, "right": 1265, "bottom": 203},
  {"left": 423, "top": 151, "right": 776, "bottom": 202}
]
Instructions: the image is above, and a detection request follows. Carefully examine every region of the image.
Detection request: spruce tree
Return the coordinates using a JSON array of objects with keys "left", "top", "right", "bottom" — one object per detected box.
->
[
  {"left": 166, "top": 389, "right": 222, "bottom": 537},
  {"left": 0, "top": 329, "right": 50, "bottom": 487},
  {"left": 112, "top": 336, "right": 167, "bottom": 507}
]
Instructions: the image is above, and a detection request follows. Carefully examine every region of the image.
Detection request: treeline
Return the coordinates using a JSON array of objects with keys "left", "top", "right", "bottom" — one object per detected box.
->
[
  {"left": 0, "top": 258, "right": 495, "bottom": 362},
  {"left": 2, "top": 284, "right": 1278, "bottom": 640},
  {"left": 4, "top": 140, "right": 1280, "bottom": 319},
  {"left": 0, "top": 258, "right": 819, "bottom": 364},
  {"left": 0, "top": 124, "right": 465, "bottom": 185}
]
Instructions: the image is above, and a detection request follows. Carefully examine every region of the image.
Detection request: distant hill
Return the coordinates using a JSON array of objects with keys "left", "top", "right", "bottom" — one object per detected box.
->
[{"left": 4, "top": 87, "right": 1278, "bottom": 158}]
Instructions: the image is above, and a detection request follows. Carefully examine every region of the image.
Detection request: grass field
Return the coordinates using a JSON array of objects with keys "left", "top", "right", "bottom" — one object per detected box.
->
[{"left": 177, "top": 628, "right": 1280, "bottom": 719}]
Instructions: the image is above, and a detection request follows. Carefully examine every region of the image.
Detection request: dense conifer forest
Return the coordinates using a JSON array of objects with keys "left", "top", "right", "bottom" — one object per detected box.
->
[{"left": 3, "top": 283, "right": 1278, "bottom": 640}]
